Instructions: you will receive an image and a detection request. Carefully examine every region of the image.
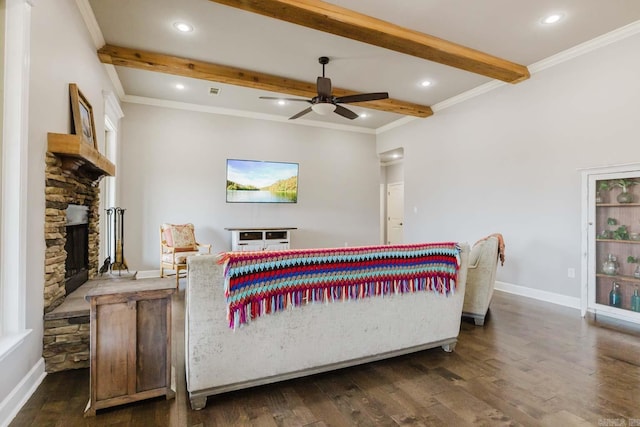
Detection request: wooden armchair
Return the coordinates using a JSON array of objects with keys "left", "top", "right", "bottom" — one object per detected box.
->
[{"left": 160, "top": 223, "right": 211, "bottom": 287}]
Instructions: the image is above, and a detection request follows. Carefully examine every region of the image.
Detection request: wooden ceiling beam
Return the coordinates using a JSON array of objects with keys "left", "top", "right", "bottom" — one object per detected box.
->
[
  {"left": 97, "top": 44, "right": 433, "bottom": 118},
  {"left": 208, "top": 0, "right": 530, "bottom": 84}
]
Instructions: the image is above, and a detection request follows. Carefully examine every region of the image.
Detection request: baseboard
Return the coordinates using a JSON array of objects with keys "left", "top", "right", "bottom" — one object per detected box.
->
[
  {"left": 136, "top": 270, "right": 161, "bottom": 279},
  {"left": 0, "top": 358, "right": 46, "bottom": 427},
  {"left": 495, "top": 281, "right": 581, "bottom": 310}
]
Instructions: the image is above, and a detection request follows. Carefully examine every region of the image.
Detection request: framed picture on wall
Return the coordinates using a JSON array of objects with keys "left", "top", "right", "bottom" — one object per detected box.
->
[{"left": 69, "top": 83, "right": 97, "bottom": 149}]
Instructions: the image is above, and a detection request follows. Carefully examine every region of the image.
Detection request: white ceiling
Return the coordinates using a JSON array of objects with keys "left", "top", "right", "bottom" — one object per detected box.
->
[{"left": 87, "top": 0, "right": 640, "bottom": 131}]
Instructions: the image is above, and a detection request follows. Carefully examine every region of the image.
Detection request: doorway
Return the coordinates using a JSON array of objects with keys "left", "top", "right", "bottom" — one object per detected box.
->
[
  {"left": 386, "top": 182, "right": 404, "bottom": 244},
  {"left": 379, "top": 148, "right": 404, "bottom": 245}
]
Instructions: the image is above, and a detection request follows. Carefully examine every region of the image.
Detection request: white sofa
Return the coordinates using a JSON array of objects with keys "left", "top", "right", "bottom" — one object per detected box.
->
[{"left": 185, "top": 243, "right": 469, "bottom": 410}]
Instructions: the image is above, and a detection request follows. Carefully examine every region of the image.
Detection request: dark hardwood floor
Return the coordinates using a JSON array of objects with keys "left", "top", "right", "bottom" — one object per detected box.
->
[{"left": 10, "top": 287, "right": 640, "bottom": 426}]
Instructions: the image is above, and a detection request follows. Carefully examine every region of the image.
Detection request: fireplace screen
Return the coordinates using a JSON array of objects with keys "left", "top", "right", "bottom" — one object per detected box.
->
[{"left": 65, "top": 205, "right": 89, "bottom": 294}]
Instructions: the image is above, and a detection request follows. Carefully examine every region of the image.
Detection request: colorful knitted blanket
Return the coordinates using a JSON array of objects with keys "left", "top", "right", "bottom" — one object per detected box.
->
[{"left": 220, "top": 242, "right": 461, "bottom": 329}]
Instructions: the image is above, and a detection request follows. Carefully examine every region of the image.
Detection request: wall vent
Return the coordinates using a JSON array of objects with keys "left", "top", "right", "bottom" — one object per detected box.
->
[{"left": 209, "top": 87, "right": 221, "bottom": 96}]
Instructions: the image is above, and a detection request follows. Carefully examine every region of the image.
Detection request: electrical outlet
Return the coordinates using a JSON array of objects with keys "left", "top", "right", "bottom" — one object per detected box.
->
[{"left": 568, "top": 268, "right": 576, "bottom": 278}]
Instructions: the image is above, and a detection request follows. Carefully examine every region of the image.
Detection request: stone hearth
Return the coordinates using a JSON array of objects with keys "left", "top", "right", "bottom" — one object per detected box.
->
[{"left": 43, "top": 274, "right": 137, "bottom": 373}]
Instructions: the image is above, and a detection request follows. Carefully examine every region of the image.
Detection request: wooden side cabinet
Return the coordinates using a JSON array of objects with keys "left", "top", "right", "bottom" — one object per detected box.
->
[{"left": 84, "top": 281, "right": 176, "bottom": 416}]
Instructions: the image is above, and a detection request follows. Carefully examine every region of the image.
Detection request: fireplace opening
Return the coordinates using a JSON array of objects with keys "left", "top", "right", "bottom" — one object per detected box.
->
[{"left": 65, "top": 204, "right": 89, "bottom": 295}]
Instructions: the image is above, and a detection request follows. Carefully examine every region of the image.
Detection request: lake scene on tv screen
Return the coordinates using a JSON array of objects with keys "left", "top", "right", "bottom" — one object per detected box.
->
[{"left": 226, "top": 159, "right": 299, "bottom": 203}]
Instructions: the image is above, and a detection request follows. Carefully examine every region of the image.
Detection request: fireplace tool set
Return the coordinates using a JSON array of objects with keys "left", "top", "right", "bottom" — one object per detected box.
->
[{"left": 101, "top": 207, "right": 129, "bottom": 275}]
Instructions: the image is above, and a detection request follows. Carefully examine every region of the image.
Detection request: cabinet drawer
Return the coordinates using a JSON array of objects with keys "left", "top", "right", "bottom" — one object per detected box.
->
[
  {"left": 266, "top": 231, "right": 287, "bottom": 240},
  {"left": 239, "top": 231, "right": 263, "bottom": 241}
]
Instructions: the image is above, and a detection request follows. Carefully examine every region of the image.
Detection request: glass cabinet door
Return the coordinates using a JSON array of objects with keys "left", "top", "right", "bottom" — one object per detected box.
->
[{"left": 584, "top": 169, "right": 640, "bottom": 323}]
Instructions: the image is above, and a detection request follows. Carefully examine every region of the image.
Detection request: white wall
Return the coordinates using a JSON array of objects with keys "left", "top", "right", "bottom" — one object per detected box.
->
[
  {"left": 0, "top": 0, "right": 120, "bottom": 420},
  {"left": 119, "top": 103, "right": 380, "bottom": 272},
  {"left": 377, "top": 32, "right": 640, "bottom": 299},
  {"left": 385, "top": 162, "right": 404, "bottom": 184}
]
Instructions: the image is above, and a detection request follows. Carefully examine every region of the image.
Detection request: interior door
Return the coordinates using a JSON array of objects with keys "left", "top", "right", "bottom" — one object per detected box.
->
[{"left": 386, "top": 182, "right": 404, "bottom": 244}]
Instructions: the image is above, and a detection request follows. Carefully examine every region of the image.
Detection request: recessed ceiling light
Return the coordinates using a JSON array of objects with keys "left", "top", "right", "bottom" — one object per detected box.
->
[
  {"left": 175, "top": 83, "right": 185, "bottom": 90},
  {"left": 277, "top": 100, "right": 286, "bottom": 106},
  {"left": 359, "top": 112, "right": 368, "bottom": 118},
  {"left": 541, "top": 13, "right": 563, "bottom": 24},
  {"left": 173, "top": 22, "right": 193, "bottom": 32},
  {"left": 392, "top": 154, "right": 400, "bottom": 159},
  {"left": 420, "top": 80, "right": 432, "bottom": 87}
]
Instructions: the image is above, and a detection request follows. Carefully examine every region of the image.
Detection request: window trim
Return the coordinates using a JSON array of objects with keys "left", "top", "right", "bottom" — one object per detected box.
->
[{"left": 1, "top": 0, "right": 33, "bottom": 345}]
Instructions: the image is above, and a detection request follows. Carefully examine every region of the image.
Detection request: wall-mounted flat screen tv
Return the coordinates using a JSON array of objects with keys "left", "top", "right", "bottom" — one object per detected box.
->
[{"left": 226, "top": 159, "right": 299, "bottom": 203}]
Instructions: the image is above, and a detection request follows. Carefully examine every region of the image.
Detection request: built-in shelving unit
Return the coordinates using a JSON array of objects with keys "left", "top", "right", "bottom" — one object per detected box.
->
[{"left": 582, "top": 164, "right": 640, "bottom": 323}]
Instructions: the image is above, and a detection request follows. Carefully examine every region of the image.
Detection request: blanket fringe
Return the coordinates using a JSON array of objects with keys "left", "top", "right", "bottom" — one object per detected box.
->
[{"left": 227, "top": 276, "right": 456, "bottom": 329}]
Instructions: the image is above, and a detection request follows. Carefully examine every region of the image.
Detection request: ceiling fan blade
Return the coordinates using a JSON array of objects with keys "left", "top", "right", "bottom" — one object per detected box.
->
[
  {"left": 335, "top": 92, "right": 389, "bottom": 104},
  {"left": 289, "top": 107, "right": 313, "bottom": 120},
  {"left": 317, "top": 77, "right": 332, "bottom": 98},
  {"left": 334, "top": 104, "right": 359, "bottom": 120},
  {"left": 259, "top": 96, "right": 311, "bottom": 103}
]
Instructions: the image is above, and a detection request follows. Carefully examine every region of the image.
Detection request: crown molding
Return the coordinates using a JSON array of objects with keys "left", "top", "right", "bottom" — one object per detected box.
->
[
  {"left": 74, "top": 0, "right": 104, "bottom": 47},
  {"left": 122, "top": 95, "right": 377, "bottom": 134}
]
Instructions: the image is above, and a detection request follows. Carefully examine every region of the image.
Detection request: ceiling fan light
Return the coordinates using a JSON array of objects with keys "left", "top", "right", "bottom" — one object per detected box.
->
[{"left": 311, "top": 103, "right": 336, "bottom": 115}]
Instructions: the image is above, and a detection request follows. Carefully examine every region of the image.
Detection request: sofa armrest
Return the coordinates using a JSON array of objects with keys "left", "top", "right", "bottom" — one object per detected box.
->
[{"left": 462, "top": 237, "right": 499, "bottom": 321}]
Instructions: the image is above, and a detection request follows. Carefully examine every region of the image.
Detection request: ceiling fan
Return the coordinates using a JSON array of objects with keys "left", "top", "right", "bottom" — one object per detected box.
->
[{"left": 260, "top": 56, "right": 389, "bottom": 120}]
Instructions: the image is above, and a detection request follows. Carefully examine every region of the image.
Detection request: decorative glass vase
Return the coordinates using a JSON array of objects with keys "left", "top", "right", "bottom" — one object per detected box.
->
[
  {"left": 598, "top": 230, "right": 613, "bottom": 239},
  {"left": 631, "top": 287, "right": 640, "bottom": 312},
  {"left": 609, "top": 282, "right": 622, "bottom": 308},
  {"left": 602, "top": 254, "right": 619, "bottom": 275},
  {"left": 631, "top": 286, "right": 640, "bottom": 312},
  {"left": 617, "top": 189, "right": 633, "bottom": 204}
]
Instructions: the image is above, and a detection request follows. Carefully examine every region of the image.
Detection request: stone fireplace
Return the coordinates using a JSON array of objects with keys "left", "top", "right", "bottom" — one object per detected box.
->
[
  {"left": 43, "top": 153, "right": 101, "bottom": 313},
  {"left": 43, "top": 133, "right": 115, "bottom": 372}
]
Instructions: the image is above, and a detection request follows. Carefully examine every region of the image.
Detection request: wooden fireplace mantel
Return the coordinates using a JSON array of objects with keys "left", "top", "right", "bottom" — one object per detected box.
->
[{"left": 47, "top": 133, "right": 115, "bottom": 178}]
